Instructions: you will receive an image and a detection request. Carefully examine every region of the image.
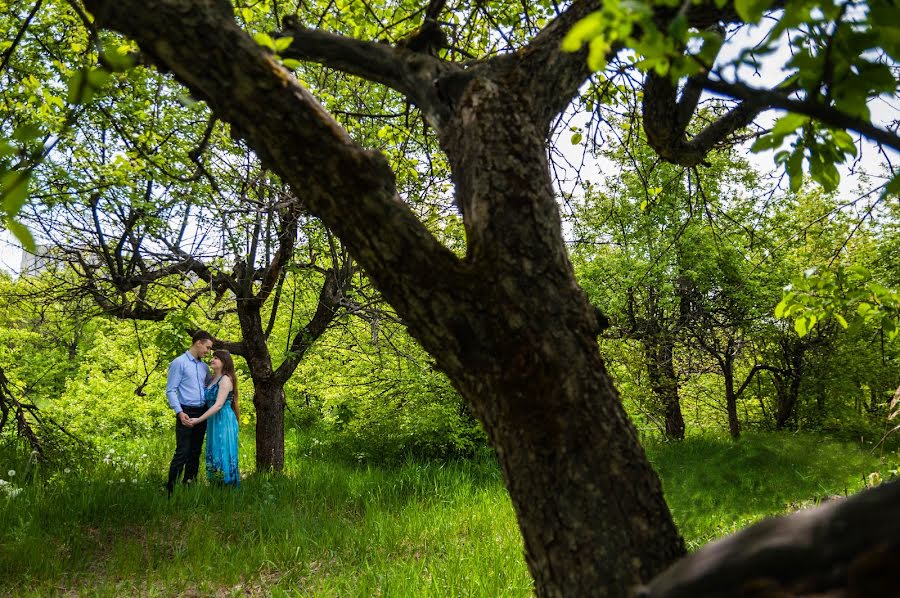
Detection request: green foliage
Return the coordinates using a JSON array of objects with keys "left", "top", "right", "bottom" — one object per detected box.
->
[
  {"left": 776, "top": 265, "right": 900, "bottom": 339},
  {"left": 290, "top": 319, "right": 485, "bottom": 463},
  {"left": 564, "top": 0, "right": 899, "bottom": 195}
]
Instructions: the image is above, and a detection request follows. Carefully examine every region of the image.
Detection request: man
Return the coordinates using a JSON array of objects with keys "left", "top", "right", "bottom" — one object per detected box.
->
[{"left": 166, "top": 330, "right": 214, "bottom": 494}]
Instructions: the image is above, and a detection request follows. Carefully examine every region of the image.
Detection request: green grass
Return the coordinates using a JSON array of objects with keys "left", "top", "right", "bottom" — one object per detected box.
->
[
  {"left": 0, "top": 429, "right": 895, "bottom": 595},
  {"left": 647, "top": 431, "right": 895, "bottom": 550}
]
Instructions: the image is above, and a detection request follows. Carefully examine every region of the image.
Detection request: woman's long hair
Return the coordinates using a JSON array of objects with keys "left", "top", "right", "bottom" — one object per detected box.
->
[{"left": 213, "top": 350, "right": 239, "bottom": 417}]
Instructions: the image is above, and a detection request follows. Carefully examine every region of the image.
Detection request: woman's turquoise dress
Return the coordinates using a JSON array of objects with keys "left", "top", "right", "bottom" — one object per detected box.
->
[{"left": 204, "top": 377, "right": 240, "bottom": 486}]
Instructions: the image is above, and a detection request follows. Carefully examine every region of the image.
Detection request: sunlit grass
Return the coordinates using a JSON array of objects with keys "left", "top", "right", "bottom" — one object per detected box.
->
[
  {"left": 647, "top": 431, "right": 894, "bottom": 550},
  {"left": 0, "top": 429, "right": 894, "bottom": 595},
  {"left": 0, "top": 427, "right": 531, "bottom": 596}
]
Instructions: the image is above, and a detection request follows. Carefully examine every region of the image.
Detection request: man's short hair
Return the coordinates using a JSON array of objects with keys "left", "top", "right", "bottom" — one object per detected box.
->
[{"left": 191, "top": 330, "right": 213, "bottom": 344}]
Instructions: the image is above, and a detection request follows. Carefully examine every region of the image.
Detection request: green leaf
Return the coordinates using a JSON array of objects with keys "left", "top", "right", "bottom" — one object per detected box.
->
[
  {"left": 858, "top": 302, "right": 872, "bottom": 316},
  {"left": 12, "top": 123, "right": 41, "bottom": 143},
  {"left": 786, "top": 148, "right": 804, "bottom": 192},
  {"left": 87, "top": 68, "right": 111, "bottom": 89},
  {"left": 847, "top": 265, "right": 871, "bottom": 279},
  {"left": 571, "top": 132, "right": 583, "bottom": 145},
  {"left": 883, "top": 317, "right": 897, "bottom": 338},
  {"left": 253, "top": 32, "right": 277, "bottom": 51},
  {"left": 1, "top": 170, "right": 30, "bottom": 215},
  {"left": 834, "top": 313, "right": 848, "bottom": 328},
  {"left": 67, "top": 69, "right": 93, "bottom": 104},
  {"left": 5, "top": 218, "right": 35, "bottom": 253},
  {"left": 562, "top": 13, "right": 604, "bottom": 53},
  {"left": 775, "top": 293, "right": 793, "bottom": 318},
  {"left": 885, "top": 174, "right": 900, "bottom": 198},
  {"left": 667, "top": 14, "right": 688, "bottom": 41},
  {"left": 751, "top": 134, "right": 780, "bottom": 153},
  {"left": 794, "top": 316, "right": 808, "bottom": 337},
  {"left": 831, "top": 130, "right": 857, "bottom": 158},
  {"left": 282, "top": 58, "right": 302, "bottom": 70},
  {"left": 274, "top": 36, "right": 294, "bottom": 52},
  {"left": 771, "top": 113, "right": 808, "bottom": 139},
  {"left": 101, "top": 42, "right": 136, "bottom": 72},
  {"left": 735, "top": 0, "right": 775, "bottom": 23}
]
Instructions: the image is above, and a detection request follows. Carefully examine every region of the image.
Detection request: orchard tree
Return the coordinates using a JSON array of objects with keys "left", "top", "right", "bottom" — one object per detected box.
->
[
  {"left": 24, "top": 163, "right": 360, "bottom": 471},
  {"left": 4, "top": 0, "right": 900, "bottom": 595}
]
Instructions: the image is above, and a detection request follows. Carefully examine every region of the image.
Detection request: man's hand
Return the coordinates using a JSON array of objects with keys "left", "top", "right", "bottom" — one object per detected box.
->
[{"left": 179, "top": 412, "right": 193, "bottom": 427}]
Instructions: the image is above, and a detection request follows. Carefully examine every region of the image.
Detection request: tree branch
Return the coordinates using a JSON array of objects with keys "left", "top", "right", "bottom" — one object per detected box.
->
[
  {"left": 639, "top": 479, "right": 900, "bottom": 597},
  {"left": 702, "top": 77, "right": 900, "bottom": 153},
  {"left": 278, "top": 20, "right": 459, "bottom": 130},
  {"left": 83, "top": 0, "right": 466, "bottom": 323},
  {"left": 643, "top": 72, "right": 765, "bottom": 166},
  {"left": 514, "top": 0, "right": 603, "bottom": 126}
]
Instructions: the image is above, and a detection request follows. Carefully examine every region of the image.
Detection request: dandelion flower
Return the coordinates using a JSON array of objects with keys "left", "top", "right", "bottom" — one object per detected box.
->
[
  {"left": 64, "top": 468, "right": 71, "bottom": 474},
  {"left": 132, "top": 478, "right": 138, "bottom": 484},
  {"left": 7, "top": 470, "right": 14, "bottom": 477}
]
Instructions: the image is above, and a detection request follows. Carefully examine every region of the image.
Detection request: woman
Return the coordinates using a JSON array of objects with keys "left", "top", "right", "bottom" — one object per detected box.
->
[{"left": 190, "top": 350, "right": 240, "bottom": 485}]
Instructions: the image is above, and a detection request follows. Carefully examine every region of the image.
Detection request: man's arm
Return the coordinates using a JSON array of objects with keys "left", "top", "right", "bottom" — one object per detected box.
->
[{"left": 165, "top": 357, "right": 183, "bottom": 414}]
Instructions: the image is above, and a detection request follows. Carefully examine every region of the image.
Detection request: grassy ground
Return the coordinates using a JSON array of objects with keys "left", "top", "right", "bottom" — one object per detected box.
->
[{"left": 0, "top": 429, "right": 896, "bottom": 596}]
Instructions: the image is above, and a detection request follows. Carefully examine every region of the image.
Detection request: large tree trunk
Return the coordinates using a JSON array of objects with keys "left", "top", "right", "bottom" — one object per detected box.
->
[
  {"left": 253, "top": 381, "right": 286, "bottom": 471},
  {"left": 428, "top": 75, "right": 686, "bottom": 594}
]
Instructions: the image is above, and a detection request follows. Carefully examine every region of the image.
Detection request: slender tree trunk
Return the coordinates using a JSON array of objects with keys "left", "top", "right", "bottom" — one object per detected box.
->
[
  {"left": 235, "top": 298, "right": 286, "bottom": 471},
  {"left": 723, "top": 356, "right": 740, "bottom": 439},
  {"left": 645, "top": 340, "right": 686, "bottom": 440},
  {"left": 774, "top": 374, "right": 802, "bottom": 429}
]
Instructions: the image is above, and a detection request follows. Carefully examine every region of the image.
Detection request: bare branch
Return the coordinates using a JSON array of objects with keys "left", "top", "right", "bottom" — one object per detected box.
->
[
  {"left": 278, "top": 21, "right": 459, "bottom": 130},
  {"left": 702, "top": 77, "right": 900, "bottom": 153},
  {"left": 642, "top": 72, "right": 764, "bottom": 167}
]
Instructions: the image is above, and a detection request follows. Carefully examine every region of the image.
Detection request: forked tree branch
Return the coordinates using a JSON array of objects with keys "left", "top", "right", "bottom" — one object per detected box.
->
[
  {"left": 642, "top": 71, "right": 764, "bottom": 167},
  {"left": 277, "top": 22, "right": 460, "bottom": 130}
]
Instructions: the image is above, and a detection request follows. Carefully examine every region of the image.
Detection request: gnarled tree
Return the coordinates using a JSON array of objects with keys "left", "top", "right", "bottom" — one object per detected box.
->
[{"left": 14, "top": 0, "right": 900, "bottom": 595}]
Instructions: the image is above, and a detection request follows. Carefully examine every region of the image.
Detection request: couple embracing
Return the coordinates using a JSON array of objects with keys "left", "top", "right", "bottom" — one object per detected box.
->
[{"left": 166, "top": 330, "right": 241, "bottom": 494}]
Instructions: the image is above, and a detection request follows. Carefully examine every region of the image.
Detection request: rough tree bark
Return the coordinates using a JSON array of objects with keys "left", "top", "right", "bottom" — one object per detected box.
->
[{"left": 76, "top": 0, "right": 839, "bottom": 595}]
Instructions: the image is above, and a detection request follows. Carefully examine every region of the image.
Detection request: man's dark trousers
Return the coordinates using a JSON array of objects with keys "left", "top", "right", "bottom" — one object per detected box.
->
[{"left": 167, "top": 404, "right": 208, "bottom": 493}]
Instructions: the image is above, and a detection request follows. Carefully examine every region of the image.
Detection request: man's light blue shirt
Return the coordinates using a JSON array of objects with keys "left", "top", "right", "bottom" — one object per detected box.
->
[{"left": 166, "top": 351, "right": 210, "bottom": 415}]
